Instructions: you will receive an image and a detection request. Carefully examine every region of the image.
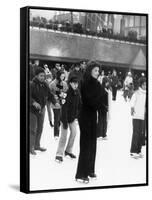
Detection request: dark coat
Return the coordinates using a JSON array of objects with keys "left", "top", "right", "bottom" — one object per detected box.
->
[
  {"left": 76, "top": 76, "right": 105, "bottom": 178},
  {"left": 30, "top": 77, "right": 56, "bottom": 115},
  {"left": 61, "top": 86, "right": 81, "bottom": 127}
]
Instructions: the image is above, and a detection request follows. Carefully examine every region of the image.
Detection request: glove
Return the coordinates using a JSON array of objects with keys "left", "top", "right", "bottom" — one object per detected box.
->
[{"left": 63, "top": 123, "right": 68, "bottom": 129}]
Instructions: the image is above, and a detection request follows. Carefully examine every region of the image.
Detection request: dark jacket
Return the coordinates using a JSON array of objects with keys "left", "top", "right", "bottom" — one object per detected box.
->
[
  {"left": 80, "top": 76, "right": 106, "bottom": 112},
  {"left": 61, "top": 86, "right": 81, "bottom": 126},
  {"left": 30, "top": 77, "right": 56, "bottom": 114},
  {"left": 51, "top": 68, "right": 59, "bottom": 80}
]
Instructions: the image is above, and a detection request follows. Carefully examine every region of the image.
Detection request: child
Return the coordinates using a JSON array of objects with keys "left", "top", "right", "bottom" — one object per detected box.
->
[
  {"left": 55, "top": 76, "right": 81, "bottom": 163},
  {"left": 130, "top": 77, "right": 146, "bottom": 159}
]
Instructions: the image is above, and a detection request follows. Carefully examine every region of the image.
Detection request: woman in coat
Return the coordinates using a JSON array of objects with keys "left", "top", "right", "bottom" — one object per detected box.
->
[
  {"left": 75, "top": 61, "right": 105, "bottom": 183},
  {"left": 49, "top": 70, "right": 68, "bottom": 139}
]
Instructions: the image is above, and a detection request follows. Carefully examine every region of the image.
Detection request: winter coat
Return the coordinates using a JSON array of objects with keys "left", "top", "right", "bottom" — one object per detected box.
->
[
  {"left": 30, "top": 77, "right": 56, "bottom": 115},
  {"left": 61, "top": 86, "right": 81, "bottom": 126},
  {"left": 130, "top": 87, "right": 146, "bottom": 120},
  {"left": 49, "top": 79, "right": 68, "bottom": 109},
  {"left": 80, "top": 76, "right": 106, "bottom": 112}
]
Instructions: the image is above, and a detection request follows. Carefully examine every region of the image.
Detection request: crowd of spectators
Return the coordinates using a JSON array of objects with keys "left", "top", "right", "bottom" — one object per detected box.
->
[{"left": 30, "top": 16, "right": 146, "bottom": 44}]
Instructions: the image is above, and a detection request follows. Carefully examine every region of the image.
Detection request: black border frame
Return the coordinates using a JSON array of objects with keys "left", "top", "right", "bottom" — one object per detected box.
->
[{"left": 20, "top": 6, "right": 148, "bottom": 193}]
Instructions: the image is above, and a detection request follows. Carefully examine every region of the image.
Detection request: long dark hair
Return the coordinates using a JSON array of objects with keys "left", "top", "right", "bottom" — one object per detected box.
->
[
  {"left": 56, "top": 70, "right": 65, "bottom": 83},
  {"left": 83, "top": 60, "right": 100, "bottom": 82}
]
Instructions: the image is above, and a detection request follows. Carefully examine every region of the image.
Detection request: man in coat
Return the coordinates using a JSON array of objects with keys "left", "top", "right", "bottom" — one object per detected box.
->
[{"left": 30, "top": 67, "right": 58, "bottom": 155}]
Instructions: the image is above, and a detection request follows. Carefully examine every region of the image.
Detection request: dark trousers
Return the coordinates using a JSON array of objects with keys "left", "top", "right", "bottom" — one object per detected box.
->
[
  {"left": 30, "top": 108, "right": 45, "bottom": 151},
  {"left": 130, "top": 119, "right": 145, "bottom": 154},
  {"left": 76, "top": 111, "right": 97, "bottom": 178},
  {"left": 96, "top": 110, "right": 107, "bottom": 138},
  {"left": 112, "top": 86, "right": 117, "bottom": 100},
  {"left": 53, "top": 108, "right": 61, "bottom": 137}
]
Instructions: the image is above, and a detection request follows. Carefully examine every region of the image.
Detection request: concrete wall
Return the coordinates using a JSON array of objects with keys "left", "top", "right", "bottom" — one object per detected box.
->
[{"left": 30, "top": 27, "right": 146, "bottom": 70}]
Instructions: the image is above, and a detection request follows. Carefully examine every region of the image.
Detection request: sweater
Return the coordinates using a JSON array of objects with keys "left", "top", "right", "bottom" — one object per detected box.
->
[{"left": 130, "top": 87, "right": 146, "bottom": 120}]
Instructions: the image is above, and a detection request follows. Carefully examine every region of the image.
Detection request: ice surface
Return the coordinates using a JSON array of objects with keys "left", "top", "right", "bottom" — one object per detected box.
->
[{"left": 30, "top": 90, "right": 146, "bottom": 191}]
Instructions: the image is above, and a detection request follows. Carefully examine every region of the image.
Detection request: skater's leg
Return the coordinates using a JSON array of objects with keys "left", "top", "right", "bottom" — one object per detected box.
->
[{"left": 65, "top": 120, "right": 77, "bottom": 154}]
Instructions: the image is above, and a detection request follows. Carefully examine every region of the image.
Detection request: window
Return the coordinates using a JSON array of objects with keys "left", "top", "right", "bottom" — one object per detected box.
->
[
  {"left": 129, "top": 16, "right": 134, "bottom": 27},
  {"left": 134, "top": 16, "right": 140, "bottom": 27},
  {"left": 124, "top": 16, "right": 129, "bottom": 27},
  {"left": 141, "top": 16, "right": 146, "bottom": 27}
]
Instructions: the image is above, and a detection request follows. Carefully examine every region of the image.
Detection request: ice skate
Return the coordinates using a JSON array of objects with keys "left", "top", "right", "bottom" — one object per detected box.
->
[
  {"left": 55, "top": 156, "right": 63, "bottom": 163},
  {"left": 130, "top": 153, "right": 140, "bottom": 159},
  {"left": 88, "top": 173, "right": 97, "bottom": 180},
  {"left": 65, "top": 151, "right": 76, "bottom": 159},
  {"left": 75, "top": 177, "right": 89, "bottom": 184}
]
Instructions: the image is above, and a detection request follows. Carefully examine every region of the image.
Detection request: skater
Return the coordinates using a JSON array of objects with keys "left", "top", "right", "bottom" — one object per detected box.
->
[
  {"left": 49, "top": 70, "right": 68, "bottom": 139},
  {"left": 75, "top": 61, "right": 105, "bottom": 183},
  {"left": 29, "top": 67, "right": 58, "bottom": 155},
  {"left": 68, "top": 62, "right": 84, "bottom": 89},
  {"left": 51, "top": 63, "right": 62, "bottom": 80},
  {"left": 130, "top": 77, "right": 146, "bottom": 159},
  {"left": 98, "top": 70, "right": 105, "bottom": 85},
  {"left": 55, "top": 76, "right": 81, "bottom": 163},
  {"left": 123, "top": 71, "right": 134, "bottom": 101},
  {"left": 96, "top": 77, "right": 109, "bottom": 140},
  {"left": 29, "top": 59, "right": 40, "bottom": 81},
  {"left": 111, "top": 69, "right": 119, "bottom": 101},
  {"left": 44, "top": 64, "right": 54, "bottom": 127}
]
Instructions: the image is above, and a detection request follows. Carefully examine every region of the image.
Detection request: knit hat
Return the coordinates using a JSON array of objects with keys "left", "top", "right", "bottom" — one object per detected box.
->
[
  {"left": 35, "top": 67, "right": 45, "bottom": 76},
  {"left": 68, "top": 76, "right": 79, "bottom": 83}
]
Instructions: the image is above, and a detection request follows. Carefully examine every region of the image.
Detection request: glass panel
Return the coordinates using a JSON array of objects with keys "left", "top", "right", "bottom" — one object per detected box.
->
[
  {"left": 134, "top": 16, "right": 140, "bottom": 27},
  {"left": 140, "top": 27, "right": 146, "bottom": 36},
  {"left": 124, "top": 16, "right": 129, "bottom": 27},
  {"left": 141, "top": 16, "right": 146, "bottom": 26},
  {"left": 129, "top": 16, "right": 134, "bottom": 27}
]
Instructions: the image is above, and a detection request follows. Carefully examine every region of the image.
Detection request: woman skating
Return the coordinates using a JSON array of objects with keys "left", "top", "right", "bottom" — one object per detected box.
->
[{"left": 75, "top": 61, "right": 105, "bottom": 183}]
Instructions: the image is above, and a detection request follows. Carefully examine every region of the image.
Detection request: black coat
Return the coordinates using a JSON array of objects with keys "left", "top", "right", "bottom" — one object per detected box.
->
[
  {"left": 76, "top": 76, "right": 105, "bottom": 178},
  {"left": 30, "top": 77, "right": 56, "bottom": 115},
  {"left": 61, "top": 86, "right": 81, "bottom": 126}
]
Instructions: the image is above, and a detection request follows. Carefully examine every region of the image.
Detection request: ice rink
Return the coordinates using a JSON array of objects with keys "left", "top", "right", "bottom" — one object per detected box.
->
[{"left": 30, "top": 90, "right": 146, "bottom": 191}]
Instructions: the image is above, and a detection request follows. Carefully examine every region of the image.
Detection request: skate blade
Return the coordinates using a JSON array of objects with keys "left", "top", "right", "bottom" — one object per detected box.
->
[
  {"left": 65, "top": 155, "right": 76, "bottom": 160},
  {"left": 89, "top": 177, "right": 97, "bottom": 180},
  {"left": 75, "top": 179, "right": 89, "bottom": 184},
  {"left": 55, "top": 159, "right": 63, "bottom": 163},
  {"left": 130, "top": 155, "right": 140, "bottom": 159}
]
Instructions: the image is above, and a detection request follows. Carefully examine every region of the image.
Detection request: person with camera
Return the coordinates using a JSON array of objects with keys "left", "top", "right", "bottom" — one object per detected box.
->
[
  {"left": 55, "top": 76, "right": 81, "bottom": 163},
  {"left": 49, "top": 70, "right": 68, "bottom": 140}
]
